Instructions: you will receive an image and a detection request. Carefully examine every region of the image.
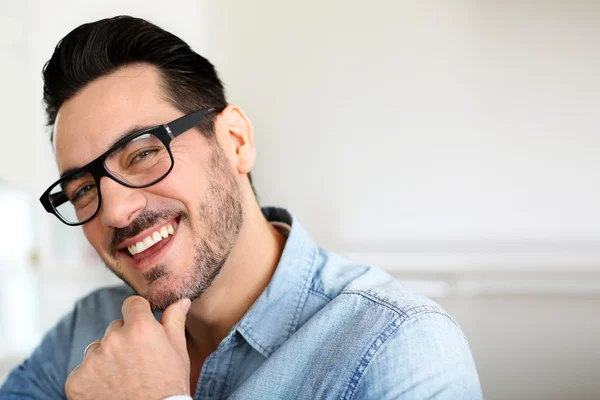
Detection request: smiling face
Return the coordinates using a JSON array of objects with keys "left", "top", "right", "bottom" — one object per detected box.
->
[{"left": 53, "top": 64, "right": 243, "bottom": 311}]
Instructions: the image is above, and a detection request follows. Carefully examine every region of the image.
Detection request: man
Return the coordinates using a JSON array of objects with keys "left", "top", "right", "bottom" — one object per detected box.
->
[{"left": 0, "top": 16, "right": 482, "bottom": 399}]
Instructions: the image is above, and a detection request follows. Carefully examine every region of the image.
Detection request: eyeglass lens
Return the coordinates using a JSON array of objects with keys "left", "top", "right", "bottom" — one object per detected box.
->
[{"left": 50, "top": 132, "right": 172, "bottom": 224}]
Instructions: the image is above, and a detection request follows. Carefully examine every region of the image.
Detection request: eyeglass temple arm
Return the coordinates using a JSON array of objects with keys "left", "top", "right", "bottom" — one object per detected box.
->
[
  {"left": 166, "top": 108, "right": 217, "bottom": 138},
  {"left": 49, "top": 191, "right": 69, "bottom": 208}
]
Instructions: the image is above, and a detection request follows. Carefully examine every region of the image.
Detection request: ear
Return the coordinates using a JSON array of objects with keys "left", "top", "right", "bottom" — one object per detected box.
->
[{"left": 221, "top": 104, "right": 256, "bottom": 176}]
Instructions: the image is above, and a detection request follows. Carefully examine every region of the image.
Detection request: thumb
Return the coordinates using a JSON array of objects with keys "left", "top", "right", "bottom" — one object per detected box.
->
[{"left": 160, "top": 298, "right": 191, "bottom": 354}]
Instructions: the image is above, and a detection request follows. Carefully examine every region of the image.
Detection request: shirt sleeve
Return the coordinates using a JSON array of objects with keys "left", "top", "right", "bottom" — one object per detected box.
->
[
  {"left": 0, "top": 309, "right": 76, "bottom": 400},
  {"left": 163, "top": 396, "right": 193, "bottom": 400},
  {"left": 351, "top": 310, "right": 483, "bottom": 400}
]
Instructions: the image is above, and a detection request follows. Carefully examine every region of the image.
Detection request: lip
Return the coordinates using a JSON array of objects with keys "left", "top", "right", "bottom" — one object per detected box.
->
[
  {"left": 117, "top": 217, "right": 180, "bottom": 250},
  {"left": 127, "top": 231, "right": 177, "bottom": 272}
]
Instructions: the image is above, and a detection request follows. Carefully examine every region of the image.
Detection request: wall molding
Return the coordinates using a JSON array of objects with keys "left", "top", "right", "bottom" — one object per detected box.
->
[
  {"left": 343, "top": 241, "right": 600, "bottom": 272},
  {"left": 343, "top": 244, "right": 600, "bottom": 297}
]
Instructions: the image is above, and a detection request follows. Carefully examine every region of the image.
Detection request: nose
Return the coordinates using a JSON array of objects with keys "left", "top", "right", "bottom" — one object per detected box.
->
[{"left": 98, "top": 177, "right": 146, "bottom": 228}]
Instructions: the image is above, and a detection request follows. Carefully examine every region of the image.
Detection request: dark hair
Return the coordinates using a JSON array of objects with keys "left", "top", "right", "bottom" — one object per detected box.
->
[{"left": 42, "top": 15, "right": 256, "bottom": 192}]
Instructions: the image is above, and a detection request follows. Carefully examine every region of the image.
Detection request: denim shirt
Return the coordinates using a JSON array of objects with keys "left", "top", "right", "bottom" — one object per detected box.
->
[{"left": 1, "top": 207, "right": 483, "bottom": 399}]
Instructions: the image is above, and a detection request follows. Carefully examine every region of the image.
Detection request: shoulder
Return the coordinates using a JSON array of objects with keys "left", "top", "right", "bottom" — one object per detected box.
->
[
  {"left": 0, "top": 285, "right": 134, "bottom": 398},
  {"left": 305, "top": 250, "right": 483, "bottom": 399},
  {"left": 310, "top": 251, "right": 457, "bottom": 346},
  {"left": 306, "top": 249, "right": 459, "bottom": 351},
  {"left": 309, "top": 248, "right": 448, "bottom": 322},
  {"left": 67, "top": 285, "right": 134, "bottom": 370},
  {"left": 73, "top": 284, "right": 134, "bottom": 318}
]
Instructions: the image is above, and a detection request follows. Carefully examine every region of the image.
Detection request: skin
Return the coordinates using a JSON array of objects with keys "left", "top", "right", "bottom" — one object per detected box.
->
[{"left": 55, "top": 63, "right": 287, "bottom": 398}]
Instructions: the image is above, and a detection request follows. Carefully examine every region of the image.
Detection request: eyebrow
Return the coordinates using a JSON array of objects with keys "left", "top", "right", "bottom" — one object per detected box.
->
[
  {"left": 59, "top": 170, "right": 90, "bottom": 188},
  {"left": 59, "top": 124, "right": 158, "bottom": 179}
]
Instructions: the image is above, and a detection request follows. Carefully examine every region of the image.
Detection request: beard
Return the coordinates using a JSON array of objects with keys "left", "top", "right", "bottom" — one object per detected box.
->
[{"left": 107, "top": 145, "right": 244, "bottom": 312}]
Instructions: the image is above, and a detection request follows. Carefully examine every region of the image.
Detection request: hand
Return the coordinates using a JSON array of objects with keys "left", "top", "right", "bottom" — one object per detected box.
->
[{"left": 66, "top": 296, "right": 192, "bottom": 400}]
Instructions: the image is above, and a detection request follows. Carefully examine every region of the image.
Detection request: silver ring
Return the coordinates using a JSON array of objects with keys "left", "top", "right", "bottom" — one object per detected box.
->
[{"left": 83, "top": 339, "right": 101, "bottom": 358}]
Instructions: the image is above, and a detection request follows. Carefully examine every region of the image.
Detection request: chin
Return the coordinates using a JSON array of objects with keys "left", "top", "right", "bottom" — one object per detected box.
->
[
  {"left": 142, "top": 274, "right": 188, "bottom": 312},
  {"left": 108, "top": 259, "right": 197, "bottom": 312}
]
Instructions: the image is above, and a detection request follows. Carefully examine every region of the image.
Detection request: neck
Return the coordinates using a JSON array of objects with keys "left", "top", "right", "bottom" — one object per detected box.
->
[{"left": 184, "top": 202, "right": 287, "bottom": 354}]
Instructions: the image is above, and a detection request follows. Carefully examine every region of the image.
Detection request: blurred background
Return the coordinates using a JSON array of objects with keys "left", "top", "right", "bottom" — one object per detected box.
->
[{"left": 1, "top": 1, "right": 599, "bottom": 399}]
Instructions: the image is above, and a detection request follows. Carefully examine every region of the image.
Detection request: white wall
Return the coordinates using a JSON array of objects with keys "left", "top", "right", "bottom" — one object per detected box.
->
[
  {"left": 1, "top": 1, "right": 599, "bottom": 399},
  {"left": 207, "top": 1, "right": 600, "bottom": 250}
]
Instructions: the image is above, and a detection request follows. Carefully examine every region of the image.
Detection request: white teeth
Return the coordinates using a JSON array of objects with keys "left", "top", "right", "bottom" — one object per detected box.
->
[
  {"left": 135, "top": 241, "right": 145, "bottom": 253},
  {"left": 126, "top": 221, "right": 178, "bottom": 256},
  {"left": 173, "top": 221, "right": 178, "bottom": 230},
  {"left": 160, "top": 226, "right": 169, "bottom": 238}
]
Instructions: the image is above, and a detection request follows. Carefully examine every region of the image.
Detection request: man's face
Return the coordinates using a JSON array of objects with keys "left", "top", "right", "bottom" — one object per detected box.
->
[{"left": 53, "top": 64, "right": 243, "bottom": 311}]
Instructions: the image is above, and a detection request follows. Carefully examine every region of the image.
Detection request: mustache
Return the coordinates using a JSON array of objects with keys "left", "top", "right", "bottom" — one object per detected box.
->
[{"left": 109, "top": 210, "right": 184, "bottom": 256}]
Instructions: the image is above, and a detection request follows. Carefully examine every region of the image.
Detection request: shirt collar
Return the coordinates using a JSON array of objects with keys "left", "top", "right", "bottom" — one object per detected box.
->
[{"left": 235, "top": 207, "right": 319, "bottom": 358}]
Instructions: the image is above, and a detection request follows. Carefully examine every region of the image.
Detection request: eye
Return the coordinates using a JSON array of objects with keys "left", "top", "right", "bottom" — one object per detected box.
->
[
  {"left": 71, "top": 183, "right": 97, "bottom": 203},
  {"left": 128, "top": 148, "right": 159, "bottom": 167}
]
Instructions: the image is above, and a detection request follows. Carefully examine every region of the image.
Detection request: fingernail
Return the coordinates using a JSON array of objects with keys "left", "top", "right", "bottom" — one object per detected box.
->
[{"left": 180, "top": 298, "right": 192, "bottom": 314}]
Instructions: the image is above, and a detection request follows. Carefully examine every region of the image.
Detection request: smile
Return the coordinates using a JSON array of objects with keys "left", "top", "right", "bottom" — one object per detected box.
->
[{"left": 127, "top": 220, "right": 179, "bottom": 256}]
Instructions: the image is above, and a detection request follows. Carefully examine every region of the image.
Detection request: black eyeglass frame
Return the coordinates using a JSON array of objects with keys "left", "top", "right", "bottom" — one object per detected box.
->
[{"left": 40, "top": 107, "right": 221, "bottom": 226}]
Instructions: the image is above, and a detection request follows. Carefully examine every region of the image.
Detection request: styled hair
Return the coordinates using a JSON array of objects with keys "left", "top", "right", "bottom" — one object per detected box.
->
[{"left": 42, "top": 15, "right": 255, "bottom": 191}]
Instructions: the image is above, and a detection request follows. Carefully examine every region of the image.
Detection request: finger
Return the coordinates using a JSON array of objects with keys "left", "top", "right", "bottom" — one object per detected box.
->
[
  {"left": 65, "top": 365, "right": 86, "bottom": 399},
  {"left": 104, "top": 319, "right": 124, "bottom": 336},
  {"left": 67, "top": 364, "right": 80, "bottom": 380},
  {"left": 121, "top": 296, "right": 155, "bottom": 326},
  {"left": 160, "top": 298, "right": 191, "bottom": 355}
]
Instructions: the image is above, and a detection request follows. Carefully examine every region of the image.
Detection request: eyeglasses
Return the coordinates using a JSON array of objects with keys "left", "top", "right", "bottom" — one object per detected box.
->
[{"left": 40, "top": 107, "right": 220, "bottom": 226}]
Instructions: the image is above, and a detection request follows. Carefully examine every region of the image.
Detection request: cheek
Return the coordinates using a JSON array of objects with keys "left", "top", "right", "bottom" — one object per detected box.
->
[
  {"left": 157, "top": 179, "right": 202, "bottom": 232},
  {"left": 82, "top": 221, "right": 108, "bottom": 256},
  {"left": 160, "top": 158, "right": 208, "bottom": 208}
]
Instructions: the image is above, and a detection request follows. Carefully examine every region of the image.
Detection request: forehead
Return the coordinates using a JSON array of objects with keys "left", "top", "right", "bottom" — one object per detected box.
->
[{"left": 53, "top": 64, "right": 179, "bottom": 174}]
